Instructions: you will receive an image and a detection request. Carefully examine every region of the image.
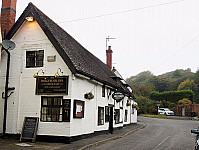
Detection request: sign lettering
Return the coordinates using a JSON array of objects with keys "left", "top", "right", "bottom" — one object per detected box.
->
[
  {"left": 20, "top": 117, "right": 39, "bottom": 142},
  {"left": 112, "top": 91, "right": 125, "bottom": 101},
  {"left": 36, "top": 76, "right": 68, "bottom": 95}
]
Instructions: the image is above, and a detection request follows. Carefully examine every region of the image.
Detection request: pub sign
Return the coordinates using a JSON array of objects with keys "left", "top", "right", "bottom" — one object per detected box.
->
[
  {"left": 112, "top": 91, "right": 125, "bottom": 102},
  {"left": 36, "top": 76, "right": 68, "bottom": 95}
]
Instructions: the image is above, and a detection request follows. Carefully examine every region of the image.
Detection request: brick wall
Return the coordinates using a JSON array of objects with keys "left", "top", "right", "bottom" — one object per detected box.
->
[{"left": 1, "top": 0, "right": 17, "bottom": 37}]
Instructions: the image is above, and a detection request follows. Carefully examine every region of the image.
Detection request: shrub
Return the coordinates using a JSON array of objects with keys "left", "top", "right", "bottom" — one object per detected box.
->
[{"left": 150, "top": 90, "right": 194, "bottom": 103}]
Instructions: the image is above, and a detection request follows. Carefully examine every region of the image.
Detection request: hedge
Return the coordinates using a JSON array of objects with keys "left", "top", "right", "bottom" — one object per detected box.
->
[{"left": 150, "top": 90, "right": 194, "bottom": 103}]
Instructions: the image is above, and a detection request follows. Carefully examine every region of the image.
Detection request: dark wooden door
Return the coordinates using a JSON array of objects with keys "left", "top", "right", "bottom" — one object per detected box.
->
[{"left": 109, "top": 106, "right": 113, "bottom": 134}]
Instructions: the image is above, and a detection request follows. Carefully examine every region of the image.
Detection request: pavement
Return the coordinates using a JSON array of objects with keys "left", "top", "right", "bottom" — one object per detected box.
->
[
  {"left": 0, "top": 121, "right": 145, "bottom": 150},
  {"left": 0, "top": 116, "right": 192, "bottom": 150}
]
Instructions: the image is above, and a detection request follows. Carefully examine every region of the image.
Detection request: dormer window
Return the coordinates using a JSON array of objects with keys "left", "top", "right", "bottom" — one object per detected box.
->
[{"left": 26, "top": 50, "right": 44, "bottom": 67}]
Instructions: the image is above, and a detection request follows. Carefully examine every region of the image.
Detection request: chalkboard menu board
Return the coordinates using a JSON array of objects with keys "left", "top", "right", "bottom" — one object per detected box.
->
[
  {"left": 20, "top": 117, "right": 39, "bottom": 142},
  {"left": 36, "top": 76, "right": 68, "bottom": 95}
]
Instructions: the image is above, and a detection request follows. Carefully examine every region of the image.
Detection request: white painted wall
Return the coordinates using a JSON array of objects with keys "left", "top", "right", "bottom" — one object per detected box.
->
[
  {"left": 0, "top": 20, "right": 73, "bottom": 136},
  {"left": 0, "top": 19, "right": 137, "bottom": 137},
  {"left": 131, "top": 101, "right": 138, "bottom": 123}
]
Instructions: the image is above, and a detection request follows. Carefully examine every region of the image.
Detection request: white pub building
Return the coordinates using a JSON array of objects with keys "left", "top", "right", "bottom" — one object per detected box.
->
[{"left": 0, "top": 1, "right": 137, "bottom": 143}]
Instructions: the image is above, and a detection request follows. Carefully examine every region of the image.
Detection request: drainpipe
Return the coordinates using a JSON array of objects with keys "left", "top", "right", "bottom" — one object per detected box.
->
[{"left": 2, "top": 46, "right": 10, "bottom": 138}]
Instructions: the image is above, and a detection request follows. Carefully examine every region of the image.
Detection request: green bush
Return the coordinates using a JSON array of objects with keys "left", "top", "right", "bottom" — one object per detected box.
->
[{"left": 150, "top": 90, "right": 194, "bottom": 103}]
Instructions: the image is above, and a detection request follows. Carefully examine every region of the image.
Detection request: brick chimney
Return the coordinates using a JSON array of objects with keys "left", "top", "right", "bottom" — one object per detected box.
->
[
  {"left": 106, "top": 46, "right": 113, "bottom": 69},
  {"left": 1, "top": 0, "right": 17, "bottom": 38}
]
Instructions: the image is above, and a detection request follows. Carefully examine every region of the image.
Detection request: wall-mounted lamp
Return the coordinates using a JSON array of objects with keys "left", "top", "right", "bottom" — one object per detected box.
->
[
  {"left": 26, "top": 16, "right": 34, "bottom": 22},
  {"left": 33, "top": 69, "right": 44, "bottom": 78},
  {"left": 55, "top": 68, "right": 63, "bottom": 78}
]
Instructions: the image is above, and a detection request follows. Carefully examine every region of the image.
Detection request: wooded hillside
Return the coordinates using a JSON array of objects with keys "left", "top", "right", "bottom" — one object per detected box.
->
[{"left": 126, "top": 69, "right": 199, "bottom": 114}]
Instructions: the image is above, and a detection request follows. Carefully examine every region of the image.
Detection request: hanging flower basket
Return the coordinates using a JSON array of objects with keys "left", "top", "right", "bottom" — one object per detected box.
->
[
  {"left": 132, "top": 104, "right": 139, "bottom": 110},
  {"left": 132, "top": 104, "right": 136, "bottom": 108},
  {"left": 126, "top": 102, "right": 131, "bottom": 106},
  {"left": 84, "top": 92, "right": 94, "bottom": 100},
  {"left": 126, "top": 100, "right": 131, "bottom": 106}
]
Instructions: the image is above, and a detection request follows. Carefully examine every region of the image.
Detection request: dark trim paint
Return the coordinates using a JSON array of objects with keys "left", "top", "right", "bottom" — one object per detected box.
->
[{"left": 3, "top": 124, "right": 137, "bottom": 143}]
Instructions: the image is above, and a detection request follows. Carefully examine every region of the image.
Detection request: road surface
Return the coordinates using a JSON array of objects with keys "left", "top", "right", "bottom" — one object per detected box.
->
[{"left": 91, "top": 116, "right": 199, "bottom": 150}]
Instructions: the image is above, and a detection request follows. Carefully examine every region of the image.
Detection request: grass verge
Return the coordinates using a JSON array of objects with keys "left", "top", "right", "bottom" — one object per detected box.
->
[{"left": 139, "top": 114, "right": 169, "bottom": 119}]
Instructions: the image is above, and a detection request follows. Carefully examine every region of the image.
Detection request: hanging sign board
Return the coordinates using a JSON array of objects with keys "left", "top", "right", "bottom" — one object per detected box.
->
[
  {"left": 36, "top": 76, "right": 68, "bottom": 95},
  {"left": 112, "top": 91, "right": 125, "bottom": 102},
  {"left": 20, "top": 117, "right": 39, "bottom": 142}
]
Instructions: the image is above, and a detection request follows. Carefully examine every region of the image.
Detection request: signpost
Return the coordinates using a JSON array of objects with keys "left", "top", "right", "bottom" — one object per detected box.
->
[
  {"left": 157, "top": 104, "right": 160, "bottom": 115},
  {"left": 112, "top": 91, "right": 125, "bottom": 102},
  {"left": 20, "top": 117, "right": 39, "bottom": 142}
]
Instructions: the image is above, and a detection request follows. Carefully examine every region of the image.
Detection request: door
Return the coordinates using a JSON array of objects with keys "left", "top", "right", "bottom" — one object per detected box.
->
[
  {"left": 109, "top": 106, "right": 113, "bottom": 134},
  {"left": 63, "top": 99, "right": 71, "bottom": 122},
  {"left": 182, "top": 107, "right": 185, "bottom": 116}
]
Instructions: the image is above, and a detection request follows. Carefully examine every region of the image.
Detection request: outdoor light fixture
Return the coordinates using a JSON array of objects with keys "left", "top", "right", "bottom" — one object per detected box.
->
[
  {"left": 26, "top": 16, "right": 34, "bottom": 22},
  {"left": 33, "top": 69, "right": 44, "bottom": 78},
  {"left": 55, "top": 68, "right": 63, "bottom": 78}
]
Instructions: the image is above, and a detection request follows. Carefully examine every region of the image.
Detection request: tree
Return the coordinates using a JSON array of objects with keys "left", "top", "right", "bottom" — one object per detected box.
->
[
  {"left": 194, "top": 72, "right": 199, "bottom": 103},
  {"left": 147, "top": 76, "right": 169, "bottom": 92},
  {"left": 172, "top": 69, "right": 182, "bottom": 78},
  {"left": 126, "top": 71, "right": 153, "bottom": 88},
  {"left": 133, "top": 85, "right": 153, "bottom": 97},
  {"left": 177, "top": 79, "right": 197, "bottom": 91},
  {"left": 194, "top": 71, "right": 199, "bottom": 85},
  {"left": 135, "top": 95, "right": 153, "bottom": 114},
  {"left": 178, "top": 98, "right": 192, "bottom": 105}
]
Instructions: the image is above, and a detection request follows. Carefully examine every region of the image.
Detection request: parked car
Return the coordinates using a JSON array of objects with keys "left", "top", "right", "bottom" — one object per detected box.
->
[{"left": 158, "top": 108, "right": 174, "bottom": 116}]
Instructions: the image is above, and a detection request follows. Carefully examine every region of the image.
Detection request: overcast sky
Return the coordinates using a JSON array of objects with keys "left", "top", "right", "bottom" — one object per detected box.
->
[{"left": 2, "top": 0, "right": 199, "bottom": 78}]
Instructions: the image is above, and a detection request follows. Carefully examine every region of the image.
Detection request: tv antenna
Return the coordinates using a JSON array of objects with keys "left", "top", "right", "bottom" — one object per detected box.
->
[{"left": 106, "top": 36, "right": 116, "bottom": 50}]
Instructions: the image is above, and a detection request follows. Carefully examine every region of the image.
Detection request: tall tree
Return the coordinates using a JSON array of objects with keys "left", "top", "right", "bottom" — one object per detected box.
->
[
  {"left": 177, "top": 79, "right": 197, "bottom": 91},
  {"left": 172, "top": 69, "right": 183, "bottom": 78},
  {"left": 147, "top": 76, "right": 169, "bottom": 92},
  {"left": 126, "top": 71, "right": 153, "bottom": 88}
]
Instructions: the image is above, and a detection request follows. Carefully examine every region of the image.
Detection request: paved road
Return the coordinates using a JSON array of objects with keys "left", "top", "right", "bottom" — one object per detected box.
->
[{"left": 91, "top": 116, "right": 199, "bottom": 150}]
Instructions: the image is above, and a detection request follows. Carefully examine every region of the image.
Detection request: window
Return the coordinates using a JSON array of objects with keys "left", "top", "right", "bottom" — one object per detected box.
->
[
  {"left": 105, "top": 106, "right": 109, "bottom": 122},
  {"left": 124, "top": 110, "right": 128, "bottom": 122},
  {"left": 26, "top": 50, "right": 44, "bottom": 67},
  {"left": 114, "top": 109, "right": 120, "bottom": 124},
  {"left": 98, "top": 107, "right": 104, "bottom": 125},
  {"left": 120, "top": 101, "right": 123, "bottom": 109},
  {"left": 41, "top": 97, "right": 70, "bottom": 122},
  {"left": 102, "top": 85, "right": 105, "bottom": 97}
]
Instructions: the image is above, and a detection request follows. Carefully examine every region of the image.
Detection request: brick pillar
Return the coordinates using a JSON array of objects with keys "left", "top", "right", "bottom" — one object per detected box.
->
[
  {"left": 1, "top": 0, "right": 17, "bottom": 38},
  {"left": 106, "top": 46, "right": 113, "bottom": 69}
]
